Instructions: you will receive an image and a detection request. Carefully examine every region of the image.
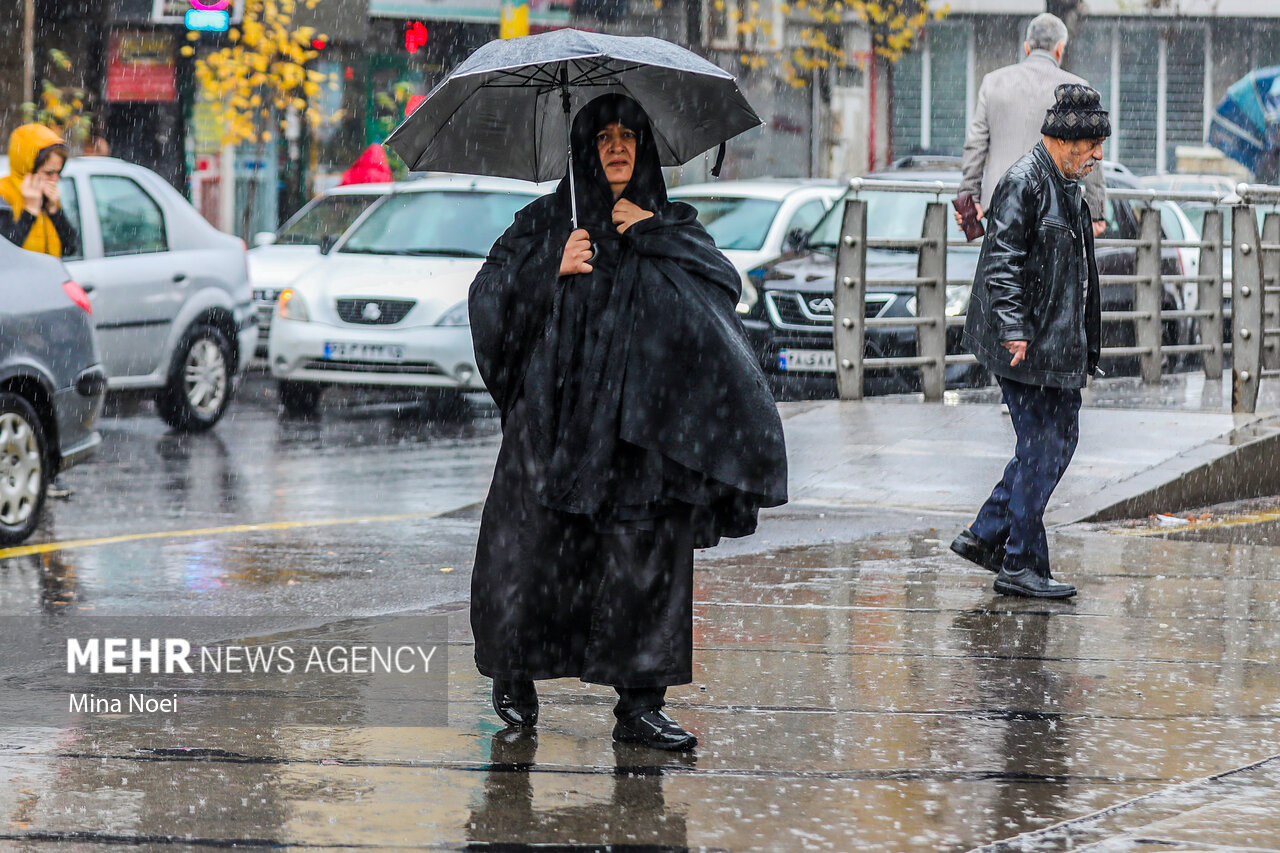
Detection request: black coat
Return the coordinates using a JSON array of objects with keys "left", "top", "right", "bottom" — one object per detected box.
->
[
  {"left": 963, "top": 142, "right": 1102, "bottom": 389},
  {"left": 468, "top": 94, "right": 787, "bottom": 686}
]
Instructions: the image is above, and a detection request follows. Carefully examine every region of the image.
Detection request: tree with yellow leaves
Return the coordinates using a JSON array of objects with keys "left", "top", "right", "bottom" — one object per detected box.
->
[
  {"left": 23, "top": 49, "right": 92, "bottom": 148},
  {"left": 716, "top": 0, "right": 948, "bottom": 87},
  {"left": 189, "top": 0, "right": 341, "bottom": 232}
]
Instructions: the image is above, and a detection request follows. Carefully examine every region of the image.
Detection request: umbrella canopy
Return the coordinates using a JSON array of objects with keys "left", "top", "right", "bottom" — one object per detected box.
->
[
  {"left": 384, "top": 28, "right": 761, "bottom": 182},
  {"left": 1208, "top": 65, "right": 1280, "bottom": 174}
]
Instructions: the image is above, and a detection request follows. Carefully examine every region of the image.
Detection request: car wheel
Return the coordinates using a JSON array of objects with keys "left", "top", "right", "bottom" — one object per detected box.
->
[
  {"left": 0, "top": 392, "right": 49, "bottom": 546},
  {"left": 420, "top": 388, "right": 468, "bottom": 420},
  {"left": 157, "top": 324, "right": 234, "bottom": 432},
  {"left": 278, "top": 380, "right": 324, "bottom": 417}
]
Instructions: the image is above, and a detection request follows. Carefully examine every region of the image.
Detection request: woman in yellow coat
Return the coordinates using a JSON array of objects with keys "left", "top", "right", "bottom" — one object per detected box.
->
[
  {"left": 0, "top": 123, "right": 80, "bottom": 258},
  {"left": 1, "top": 124, "right": 81, "bottom": 500}
]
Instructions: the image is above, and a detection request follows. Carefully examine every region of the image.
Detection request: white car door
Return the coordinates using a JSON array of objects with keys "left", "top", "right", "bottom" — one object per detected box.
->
[{"left": 73, "top": 173, "right": 186, "bottom": 379}]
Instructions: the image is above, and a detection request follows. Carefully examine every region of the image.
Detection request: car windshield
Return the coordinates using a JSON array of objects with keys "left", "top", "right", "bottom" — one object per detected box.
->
[
  {"left": 340, "top": 190, "right": 534, "bottom": 257},
  {"left": 677, "top": 196, "right": 782, "bottom": 251},
  {"left": 275, "top": 194, "right": 379, "bottom": 246},
  {"left": 807, "top": 190, "right": 970, "bottom": 251}
]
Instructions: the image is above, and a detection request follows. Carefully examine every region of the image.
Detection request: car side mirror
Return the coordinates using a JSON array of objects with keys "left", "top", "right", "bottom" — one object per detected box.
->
[
  {"left": 318, "top": 234, "right": 339, "bottom": 255},
  {"left": 784, "top": 227, "right": 807, "bottom": 253},
  {"left": 253, "top": 231, "right": 277, "bottom": 247}
]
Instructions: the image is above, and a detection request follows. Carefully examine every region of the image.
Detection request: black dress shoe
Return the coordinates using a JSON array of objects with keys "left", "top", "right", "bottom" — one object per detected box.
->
[
  {"left": 950, "top": 528, "right": 1005, "bottom": 573},
  {"left": 492, "top": 679, "right": 538, "bottom": 728},
  {"left": 994, "top": 568, "right": 1077, "bottom": 599},
  {"left": 612, "top": 710, "right": 697, "bottom": 751}
]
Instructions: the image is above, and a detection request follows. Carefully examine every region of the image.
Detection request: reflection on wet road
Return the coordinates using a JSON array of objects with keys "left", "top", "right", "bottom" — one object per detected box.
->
[{"left": 1, "top": 380, "right": 1278, "bottom": 850}]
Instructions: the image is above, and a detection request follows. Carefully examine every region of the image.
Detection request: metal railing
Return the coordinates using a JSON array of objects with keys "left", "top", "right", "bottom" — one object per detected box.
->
[{"left": 829, "top": 177, "right": 1280, "bottom": 413}]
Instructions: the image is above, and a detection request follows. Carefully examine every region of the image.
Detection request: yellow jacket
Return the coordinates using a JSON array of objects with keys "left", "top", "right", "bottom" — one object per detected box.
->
[{"left": 0, "top": 123, "right": 66, "bottom": 256}]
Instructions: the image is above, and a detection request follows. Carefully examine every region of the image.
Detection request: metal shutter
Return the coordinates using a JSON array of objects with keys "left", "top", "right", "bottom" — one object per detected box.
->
[
  {"left": 928, "top": 23, "right": 970, "bottom": 156},
  {"left": 892, "top": 48, "right": 924, "bottom": 155},
  {"left": 1118, "top": 27, "right": 1160, "bottom": 174},
  {"left": 1166, "top": 26, "right": 1207, "bottom": 164}
]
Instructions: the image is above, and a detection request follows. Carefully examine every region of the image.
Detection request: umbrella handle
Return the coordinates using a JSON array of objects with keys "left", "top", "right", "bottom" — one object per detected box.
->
[{"left": 561, "top": 81, "right": 595, "bottom": 263}]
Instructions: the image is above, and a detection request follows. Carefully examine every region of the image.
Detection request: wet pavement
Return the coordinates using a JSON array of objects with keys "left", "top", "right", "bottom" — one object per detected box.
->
[{"left": 1, "top": 372, "right": 1278, "bottom": 850}]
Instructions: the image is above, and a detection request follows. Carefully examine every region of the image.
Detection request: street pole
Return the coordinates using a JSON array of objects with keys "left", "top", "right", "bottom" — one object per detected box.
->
[{"left": 23, "top": 0, "right": 35, "bottom": 104}]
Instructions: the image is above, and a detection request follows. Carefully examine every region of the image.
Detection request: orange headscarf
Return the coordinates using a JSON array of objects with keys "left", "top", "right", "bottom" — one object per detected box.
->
[{"left": 0, "top": 123, "right": 66, "bottom": 256}]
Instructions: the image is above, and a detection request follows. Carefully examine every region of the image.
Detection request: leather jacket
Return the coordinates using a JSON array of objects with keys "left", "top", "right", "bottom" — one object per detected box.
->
[{"left": 963, "top": 142, "right": 1102, "bottom": 389}]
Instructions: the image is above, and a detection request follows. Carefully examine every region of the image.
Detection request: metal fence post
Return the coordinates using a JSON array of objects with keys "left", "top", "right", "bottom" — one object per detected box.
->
[
  {"left": 1134, "top": 206, "right": 1164, "bottom": 384},
  {"left": 1261, "top": 212, "right": 1280, "bottom": 373},
  {"left": 1198, "top": 208, "right": 1224, "bottom": 381},
  {"left": 1232, "top": 204, "right": 1264, "bottom": 414},
  {"left": 916, "top": 202, "right": 947, "bottom": 401},
  {"left": 833, "top": 198, "right": 868, "bottom": 400}
]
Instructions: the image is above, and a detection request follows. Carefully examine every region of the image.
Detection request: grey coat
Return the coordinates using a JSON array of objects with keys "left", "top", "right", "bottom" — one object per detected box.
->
[{"left": 960, "top": 50, "right": 1105, "bottom": 220}]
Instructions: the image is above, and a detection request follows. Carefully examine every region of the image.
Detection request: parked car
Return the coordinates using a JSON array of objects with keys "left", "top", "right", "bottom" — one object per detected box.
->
[
  {"left": 267, "top": 175, "right": 551, "bottom": 415},
  {"left": 747, "top": 166, "right": 1189, "bottom": 398},
  {"left": 1141, "top": 173, "right": 1240, "bottom": 196},
  {"left": 668, "top": 179, "right": 844, "bottom": 315},
  {"left": 0, "top": 238, "right": 104, "bottom": 544},
  {"left": 249, "top": 183, "right": 388, "bottom": 355},
  {"left": 1, "top": 157, "right": 256, "bottom": 430}
]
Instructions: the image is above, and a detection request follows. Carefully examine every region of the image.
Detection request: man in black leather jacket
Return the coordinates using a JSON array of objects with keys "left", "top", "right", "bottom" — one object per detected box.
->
[{"left": 949, "top": 84, "right": 1109, "bottom": 599}]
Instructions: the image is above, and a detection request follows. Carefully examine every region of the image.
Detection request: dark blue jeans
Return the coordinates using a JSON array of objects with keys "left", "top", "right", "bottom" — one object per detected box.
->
[{"left": 970, "top": 376, "right": 1082, "bottom": 575}]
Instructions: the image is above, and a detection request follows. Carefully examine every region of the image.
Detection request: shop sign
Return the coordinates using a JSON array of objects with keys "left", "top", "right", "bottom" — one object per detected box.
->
[
  {"left": 106, "top": 31, "right": 177, "bottom": 103},
  {"left": 151, "top": 0, "right": 244, "bottom": 24},
  {"left": 369, "top": 0, "right": 569, "bottom": 26}
]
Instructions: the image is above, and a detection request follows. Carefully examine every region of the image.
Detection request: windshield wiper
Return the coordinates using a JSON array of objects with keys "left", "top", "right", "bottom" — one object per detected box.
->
[
  {"left": 402, "top": 248, "right": 486, "bottom": 258},
  {"left": 338, "top": 247, "right": 486, "bottom": 258}
]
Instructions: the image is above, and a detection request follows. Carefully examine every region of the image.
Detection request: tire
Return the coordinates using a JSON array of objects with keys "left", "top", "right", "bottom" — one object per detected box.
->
[
  {"left": 278, "top": 380, "right": 324, "bottom": 417},
  {"left": 156, "top": 324, "right": 234, "bottom": 432},
  {"left": 0, "top": 392, "right": 50, "bottom": 546},
  {"left": 419, "top": 388, "right": 468, "bottom": 420}
]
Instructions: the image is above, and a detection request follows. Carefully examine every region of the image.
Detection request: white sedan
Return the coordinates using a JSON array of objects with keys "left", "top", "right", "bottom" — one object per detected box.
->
[
  {"left": 249, "top": 183, "right": 388, "bottom": 356},
  {"left": 267, "top": 176, "right": 550, "bottom": 415},
  {"left": 669, "top": 179, "right": 844, "bottom": 315}
]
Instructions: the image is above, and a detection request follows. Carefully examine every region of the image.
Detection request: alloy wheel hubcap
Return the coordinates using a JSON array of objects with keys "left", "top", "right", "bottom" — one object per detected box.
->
[
  {"left": 0, "top": 412, "right": 42, "bottom": 526},
  {"left": 184, "top": 338, "right": 228, "bottom": 417}
]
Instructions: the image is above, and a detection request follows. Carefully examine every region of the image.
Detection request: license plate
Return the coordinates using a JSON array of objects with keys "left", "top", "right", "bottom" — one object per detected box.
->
[
  {"left": 323, "top": 341, "right": 405, "bottom": 362},
  {"left": 778, "top": 348, "right": 835, "bottom": 373}
]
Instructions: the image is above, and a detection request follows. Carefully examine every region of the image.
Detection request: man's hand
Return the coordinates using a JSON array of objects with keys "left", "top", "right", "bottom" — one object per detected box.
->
[
  {"left": 559, "top": 228, "right": 593, "bottom": 276},
  {"left": 612, "top": 198, "right": 653, "bottom": 234},
  {"left": 19, "top": 174, "right": 43, "bottom": 216},
  {"left": 1092, "top": 219, "right": 1106, "bottom": 238},
  {"left": 953, "top": 200, "right": 984, "bottom": 230},
  {"left": 1003, "top": 340, "right": 1028, "bottom": 367}
]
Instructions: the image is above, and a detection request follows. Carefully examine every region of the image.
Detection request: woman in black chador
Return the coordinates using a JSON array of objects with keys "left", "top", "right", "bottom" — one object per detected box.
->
[{"left": 468, "top": 94, "right": 787, "bottom": 751}]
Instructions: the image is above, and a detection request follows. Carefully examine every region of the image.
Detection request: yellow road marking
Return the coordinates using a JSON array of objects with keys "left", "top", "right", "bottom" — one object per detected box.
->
[
  {"left": 1116, "top": 506, "right": 1280, "bottom": 537},
  {"left": 0, "top": 511, "right": 443, "bottom": 560}
]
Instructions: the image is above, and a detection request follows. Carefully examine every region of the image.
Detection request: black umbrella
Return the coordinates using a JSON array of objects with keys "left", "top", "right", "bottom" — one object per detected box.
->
[{"left": 384, "top": 28, "right": 761, "bottom": 227}]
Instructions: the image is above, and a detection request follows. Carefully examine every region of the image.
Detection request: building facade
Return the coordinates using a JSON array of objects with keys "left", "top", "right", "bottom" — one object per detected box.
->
[{"left": 891, "top": 0, "right": 1280, "bottom": 176}]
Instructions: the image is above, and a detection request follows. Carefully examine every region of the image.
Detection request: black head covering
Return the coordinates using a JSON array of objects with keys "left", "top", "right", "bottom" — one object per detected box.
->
[
  {"left": 554, "top": 93, "right": 669, "bottom": 232},
  {"left": 1041, "top": 83, "right": 1111, "bottom": 140}
]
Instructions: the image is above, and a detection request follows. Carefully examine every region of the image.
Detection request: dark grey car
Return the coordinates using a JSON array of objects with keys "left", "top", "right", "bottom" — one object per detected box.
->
[{"left": 0, "top": 239, "right": 105, "bottom": 544}]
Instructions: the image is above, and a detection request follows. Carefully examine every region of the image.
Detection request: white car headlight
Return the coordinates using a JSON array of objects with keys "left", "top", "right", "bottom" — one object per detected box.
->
[
  {"left": 436, "top": 300, "right": 470, "bottom": 327},
  {"left": 905, "top": 287, "right": 970, "bottom": 318},
  {"left": 945, "top": 285, "right": 971, "bottom": 317},
  {"left": 277, "top": 288, "right": 310, "bottom": 322}
]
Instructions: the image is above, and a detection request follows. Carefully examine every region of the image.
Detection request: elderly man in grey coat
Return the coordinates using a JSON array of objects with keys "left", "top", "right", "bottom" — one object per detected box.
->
[{"left": 958, "top": 13, "right": 1107, "bottom": 237}]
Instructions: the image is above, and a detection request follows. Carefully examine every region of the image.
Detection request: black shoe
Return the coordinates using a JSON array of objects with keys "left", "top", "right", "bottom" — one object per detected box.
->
[
  {"left": 612, "top": 709, "right": 697, "bottom": 751},
  {"left": 492, "top": 679, "right": 538, "bottom": 728},
  {"left": 46, "top": 479, "right": 73, "bottom": 500},
  {"left": 994, "top": 568, "right": 1077, "bottom": 599},
  {"left": 950, "top": 528, "right": 1004, "bottom": 573}
]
